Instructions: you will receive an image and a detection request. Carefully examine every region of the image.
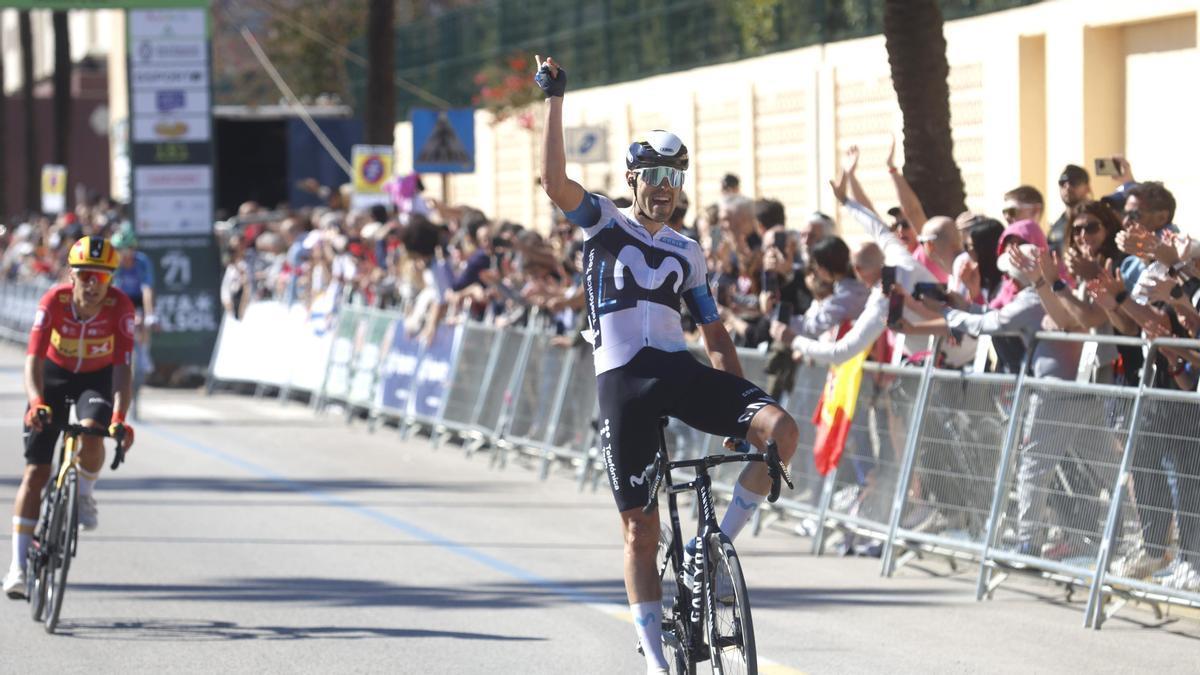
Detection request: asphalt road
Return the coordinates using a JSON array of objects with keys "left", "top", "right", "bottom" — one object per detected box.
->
[{"left": 0, "top": 343, "right": 1197, "bottom": 673}]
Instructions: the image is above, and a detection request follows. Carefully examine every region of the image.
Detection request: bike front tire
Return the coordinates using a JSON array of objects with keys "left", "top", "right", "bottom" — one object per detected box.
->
[
  {"left": 705, "top": 532, "right": 756, "bottom": 674},
  {"left": 44, "top": 472, "right": 78, "bottom": 634},
  {"left": 656, "top": 521, "right": 694, "bottom": 675}
]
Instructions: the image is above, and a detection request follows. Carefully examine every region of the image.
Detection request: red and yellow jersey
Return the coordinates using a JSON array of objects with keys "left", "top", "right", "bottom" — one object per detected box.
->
[{"left": 28, "top": 283, "right": 135, "bottom": 373}]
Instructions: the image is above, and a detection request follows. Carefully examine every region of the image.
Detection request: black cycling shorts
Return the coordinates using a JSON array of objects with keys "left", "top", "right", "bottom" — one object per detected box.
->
[
  {"left": 596, "top": 347, "right": 776, "bottom": 512},
  {"left": 24, "top": 360, "right": 113, "bottom": 465}
]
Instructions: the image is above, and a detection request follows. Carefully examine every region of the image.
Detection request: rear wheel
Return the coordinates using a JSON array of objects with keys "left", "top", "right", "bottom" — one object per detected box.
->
[
  {"left": 657, "top": 520, "right": 694, "bottom": 675},
  {"left": 705, "top": 532, "right": 756, "bottom": 674},
  {"left": 28, "top": 486, "right": 55, "bottom": 622},
  {"left": 44, "top": 472, "right": 78, "bottom": 634}
]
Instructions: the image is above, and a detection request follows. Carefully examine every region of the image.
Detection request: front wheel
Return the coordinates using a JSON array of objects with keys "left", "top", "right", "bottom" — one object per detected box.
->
[
  {"left": 705, "top": 532, "right": 756, "bottom": 674},
  {"left": 44, "top": 472, "right": 78, "bottom": 634},
  {"left": 657, "top": 521, "right": 694, "bottom": 675}
]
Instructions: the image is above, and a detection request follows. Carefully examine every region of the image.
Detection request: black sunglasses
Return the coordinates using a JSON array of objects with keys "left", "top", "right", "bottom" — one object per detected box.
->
[
  {"left": 1123, "top": 208, "right": 1141, "bottom": 222},
  {"left": 890, "top": 220, "right": 911, "bottom": 231},
  {"left": 1072, "top": 221, "right": 1101, "bottom": 236}
]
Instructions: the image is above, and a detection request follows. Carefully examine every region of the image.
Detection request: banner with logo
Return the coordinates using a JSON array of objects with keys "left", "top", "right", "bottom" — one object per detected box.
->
[
  {"left": 412, "top": 324, "right": 460, "bottom": 419},
  {"left": 41, "top": 165, "right": 67, "bottom": 215},
  {"left": 128, "top": 7, "right": 218, "bottom": 367},
  {"left": 350, "top": 145, "right": 393, "bottom": 211},
  {"left": 377, "top": 324, "right": 424, "bottom": 415}
]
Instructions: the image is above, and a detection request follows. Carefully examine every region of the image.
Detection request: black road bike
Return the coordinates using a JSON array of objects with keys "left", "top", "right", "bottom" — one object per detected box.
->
[
  {"left": 645, "top": 419, "right": 792, "bottom": 674},
  {"left": 25, "top": 403, "right": 126, "bottom": 634}
]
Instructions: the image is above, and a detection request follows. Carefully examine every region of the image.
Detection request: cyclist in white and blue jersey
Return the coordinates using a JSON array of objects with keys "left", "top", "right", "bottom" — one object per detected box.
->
[{"left": 535, "top": 56, "right": 799, "bottom": 674}]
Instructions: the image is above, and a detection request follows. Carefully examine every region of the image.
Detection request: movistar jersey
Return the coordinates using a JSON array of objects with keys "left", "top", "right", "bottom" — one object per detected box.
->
[{"left": 565, "top": 192, "right": 720, "bottom": 375}]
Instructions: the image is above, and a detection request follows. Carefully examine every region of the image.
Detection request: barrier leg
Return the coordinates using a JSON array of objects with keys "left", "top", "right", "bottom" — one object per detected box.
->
[
  {"left": 1084, "top": 351, "right": 1154, "bottom": 629},
  {"left": 974, "top": 345, "right": 1036, "bottom": 601},
  {"left": 811, "top": 473, "right": 837, "bottom": 555},
  {"left": 881, "top": 339, "right": 940, "bottom": 577}
]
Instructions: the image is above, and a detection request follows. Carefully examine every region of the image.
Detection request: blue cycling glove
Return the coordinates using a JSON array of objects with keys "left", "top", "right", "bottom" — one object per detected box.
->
[{"left": 534, "top": 64, "right": 567, "bottom": 98}]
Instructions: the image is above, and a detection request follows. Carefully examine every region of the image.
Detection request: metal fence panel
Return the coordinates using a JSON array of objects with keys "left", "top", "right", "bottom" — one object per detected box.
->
[
  {"left": 439, "top": 322, "right": 500, "bottom": 430},
  {"left": 551, "top": 345, "right": 598, "bottom": 453},
  {"left": 476, "top": 327, "right": 527, "bottom": 434},
  {"left": 985, "top": 384, "right": 1131, "bottom": 575},
  {"left": 507, "top": 334, "right": 571, "bottom": 444},
  {"left": 894, "top": 372, "right": 1017, "bottom": 552},
  {"left": 822, "top": 364, "right": 924, "bottom": 550},
  {"left": 1098, "top": 392, "right": 1200, "bottom": 604}
]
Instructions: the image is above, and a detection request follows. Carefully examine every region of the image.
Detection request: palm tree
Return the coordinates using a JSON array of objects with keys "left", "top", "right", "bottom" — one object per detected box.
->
[
  {"left": 365, "top": 0, "right": 396, "bottom": 146},
  {"left": 883, "top": 0, "right": 966, "bottom": 218},
  {"left": 0, "top": 16, "right": 7, "bottom": 220},
  {"left": 53, "top": 10, "right": 72, "bottom": 170},
  {"left": 19, "top": 10, "right": 36, "bottom": 215}
]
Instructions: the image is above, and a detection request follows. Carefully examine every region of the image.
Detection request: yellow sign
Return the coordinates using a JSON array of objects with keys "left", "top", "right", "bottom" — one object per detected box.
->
[
  {"left": 351, "top": 144, "right": 393, "bottom": 210},
  {"left": 41, "top": 164, "right": 67, "bottom": 214}
]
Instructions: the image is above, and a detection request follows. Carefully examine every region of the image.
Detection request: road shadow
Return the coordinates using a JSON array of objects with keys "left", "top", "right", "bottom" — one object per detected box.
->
[
  {"left": 88, "top": 534, "right": 620, "bottom": 552},
  {"left": 744, "top": 585, "right": 956, "bottom": 609},
  {"left": 86, "top": 475, "right": 504, "bottom": 495},
  {"left": 73, "top": 576, "right": 631, "bottom": 609},
  {"left": 54, "top": 617, "right": 546, "bottom": 642}
]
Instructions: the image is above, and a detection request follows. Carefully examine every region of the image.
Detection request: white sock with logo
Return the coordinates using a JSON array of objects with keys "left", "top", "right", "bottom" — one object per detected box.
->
[
  {"left": 720, "top": 481, "right": 766, "bottom": 542},
  {"left": 631, "top": 600, "right": 668, "bottom": 670},
  {"left": 10, "top": 517, "right": 35, "bottom": 573},
  {"left": 78, "top": 466, "right": 100, "bottom": 498}
]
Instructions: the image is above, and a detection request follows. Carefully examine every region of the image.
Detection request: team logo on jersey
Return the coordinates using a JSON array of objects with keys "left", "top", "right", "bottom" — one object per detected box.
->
[
  {"left": 614, "top": 245, "right": 683, "bottom": 294},
  {"left": 659, "top": 237, "right": 688, "bottom": 250},
  {"left": 32, "top": 309, "right": 45, "bottom": 328},
  {"left": 629, "top": 459, "right": 656, "bottom": 488},
  {"left": 120, "top": 315, "right": 135, "bottom": 339}
]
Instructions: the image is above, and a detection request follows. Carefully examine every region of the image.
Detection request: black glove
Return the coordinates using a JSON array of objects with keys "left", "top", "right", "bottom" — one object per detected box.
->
[{"left": 534, "top": 64, "right": 567, "bottom": 98}]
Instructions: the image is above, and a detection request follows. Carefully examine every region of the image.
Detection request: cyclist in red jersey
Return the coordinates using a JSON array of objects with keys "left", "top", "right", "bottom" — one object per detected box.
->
[{"left": 4, "top": 237, "right": 137, "bottom": 599}]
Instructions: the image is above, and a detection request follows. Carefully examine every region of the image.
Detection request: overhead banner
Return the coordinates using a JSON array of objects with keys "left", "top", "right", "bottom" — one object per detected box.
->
[
  {"left": 128, "top": 6, "right": 218, "bottom": 366},
  {"left": 350, "top": 144, "right": 393, "bottom": 211}
]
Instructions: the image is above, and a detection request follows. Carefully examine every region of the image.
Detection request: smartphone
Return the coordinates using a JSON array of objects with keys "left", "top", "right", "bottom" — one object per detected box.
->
[
  {"left": 771, "top": 230, "right": 787, "bottom": 250},
  {"left": 762, "top": 270, "right": 779, "bottom": 294},
  {"left": 887, "top": 292, "right": 904, "bottom": 328},
  {"left": 1095, "top": 157, "right": 1121, "bottom": 177},
  {"left": 774, "top": 301, "right": 794, "bottom": 324},
  {"left": 912, "top": 282, "right": 948, "bottom": 303},
  {"left": 881, "top": 265, "right": 896, "bottom": 294}
]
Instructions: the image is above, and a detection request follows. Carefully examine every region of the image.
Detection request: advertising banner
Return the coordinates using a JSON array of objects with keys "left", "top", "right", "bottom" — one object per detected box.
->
[
  {"left": 377, "top": 325, "right": 424, "bottom": 415},
  {"left": 128, "top": 6, "right": 217, "bottom": 366},
  {"left": 412, "top": 324, "right": 460, "bottom": 419}
]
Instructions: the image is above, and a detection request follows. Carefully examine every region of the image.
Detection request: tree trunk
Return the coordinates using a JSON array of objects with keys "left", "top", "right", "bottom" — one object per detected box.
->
[
  {"left": 365, "top": 0, "right": 396, "bottom": 146},
  {"left": 53, "top": 11, "right": 72, "bottom": 169},
  {"left": 0, "top": 17, "right": 7, "bottom": 220},
  {"left": 19, "top": 11, "right": 36, "bottom": 216},
  {"left": 883, "top": 0, "right": 966, "bottom": 218}
]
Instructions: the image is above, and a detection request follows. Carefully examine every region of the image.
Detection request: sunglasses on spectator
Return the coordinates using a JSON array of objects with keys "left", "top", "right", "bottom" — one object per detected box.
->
[
  {"left": 1072, "top": 221, "right": 1101, "bottom": 236},
  {"left": 635, "top": 166, "right": 685, "bottom": 188},
  {"left": 1122, "top": 208, "right": 1141, "bottom": 222},
  {"left": 890, "top": 220, "right": 911, "bottom": 231},
  {"left": 74, "top": 269, "right": 113, "bottom": 286}
]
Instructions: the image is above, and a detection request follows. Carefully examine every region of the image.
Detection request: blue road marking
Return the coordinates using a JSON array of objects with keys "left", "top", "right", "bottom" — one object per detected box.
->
[{"left": 141, "top": 422, "right": 614, "bottom": 608}]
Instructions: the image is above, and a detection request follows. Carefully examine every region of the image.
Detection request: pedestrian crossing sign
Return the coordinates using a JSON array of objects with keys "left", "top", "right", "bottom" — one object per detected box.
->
[{"left": 412, "top": 108, "right": 475, "bottom": 174}]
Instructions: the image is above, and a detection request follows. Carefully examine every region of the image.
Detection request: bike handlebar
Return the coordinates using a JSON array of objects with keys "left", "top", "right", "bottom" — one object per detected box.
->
[
  {"left": 59, "top": 422, "right": 128, "bottom": 471},
  {"left": 642, "top": 438, "right": 794, "bottom": 512}
]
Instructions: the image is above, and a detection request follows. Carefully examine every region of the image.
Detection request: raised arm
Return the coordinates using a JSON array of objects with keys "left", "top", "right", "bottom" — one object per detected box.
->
[
  {"left": 887, "top": 136, "right": 928, "bottom": 230},
  {"left": 536, "top": 56, "right": 585, "bottom": 213}
]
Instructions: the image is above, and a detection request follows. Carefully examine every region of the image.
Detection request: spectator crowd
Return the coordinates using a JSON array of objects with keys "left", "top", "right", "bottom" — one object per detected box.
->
[{"left": 2, "top": 133, "right": 1196, "bottom": 594}]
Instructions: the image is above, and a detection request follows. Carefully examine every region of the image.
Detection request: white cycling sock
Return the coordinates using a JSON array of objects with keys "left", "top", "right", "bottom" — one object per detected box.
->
[
  {"left": 631, "top": 600, "right": 668, "bottom": 670},
  {"left": 78, "top": 467, "right": 100, "bottom": 498},
  {"left": 719, "top": 481, "right": 766, "bottom": 542},
  {"left": 10, "top": 517, "right": 35, "bottom": 573}
]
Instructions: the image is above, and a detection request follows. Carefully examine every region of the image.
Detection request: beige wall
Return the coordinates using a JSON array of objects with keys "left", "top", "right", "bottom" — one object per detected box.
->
[{"left": 392, "top": 0, "right": 1200, "bottom": 235}]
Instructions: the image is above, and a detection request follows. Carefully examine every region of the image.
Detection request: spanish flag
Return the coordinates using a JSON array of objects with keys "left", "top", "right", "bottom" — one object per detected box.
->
[{"left": 811, "top": 348, "right": 869, "bottom": 476}]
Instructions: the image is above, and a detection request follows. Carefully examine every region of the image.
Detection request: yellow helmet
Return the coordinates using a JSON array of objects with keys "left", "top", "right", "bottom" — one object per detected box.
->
[{"left": 67, "top": 236, "right": 119, "bottom": 270}]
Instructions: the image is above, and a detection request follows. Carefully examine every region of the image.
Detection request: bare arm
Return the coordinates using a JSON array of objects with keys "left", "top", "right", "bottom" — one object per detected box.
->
[
  {"left": 887, "top": 136, "right": 927, "bottom": 230},
  {"left": 111, "top": 364, "right": 133, "bottom": 421},
  {"left": 699, "top": 320, "right": 744, "bottom": 378},
  {"left": 24, "top": 354, "right": 45, "bottom": 406},
  {"left": 537, "top": 57, "right": 585, "bottom": 214}
]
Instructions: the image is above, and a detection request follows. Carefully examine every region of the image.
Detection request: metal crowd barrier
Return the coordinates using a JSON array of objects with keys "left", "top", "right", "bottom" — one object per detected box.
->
[
  {"left": 205, "top": 302, "right": 1200, "bottom": 629},
  {"left": 0, "top": 280, "right": 53, "bottom": 344}
]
